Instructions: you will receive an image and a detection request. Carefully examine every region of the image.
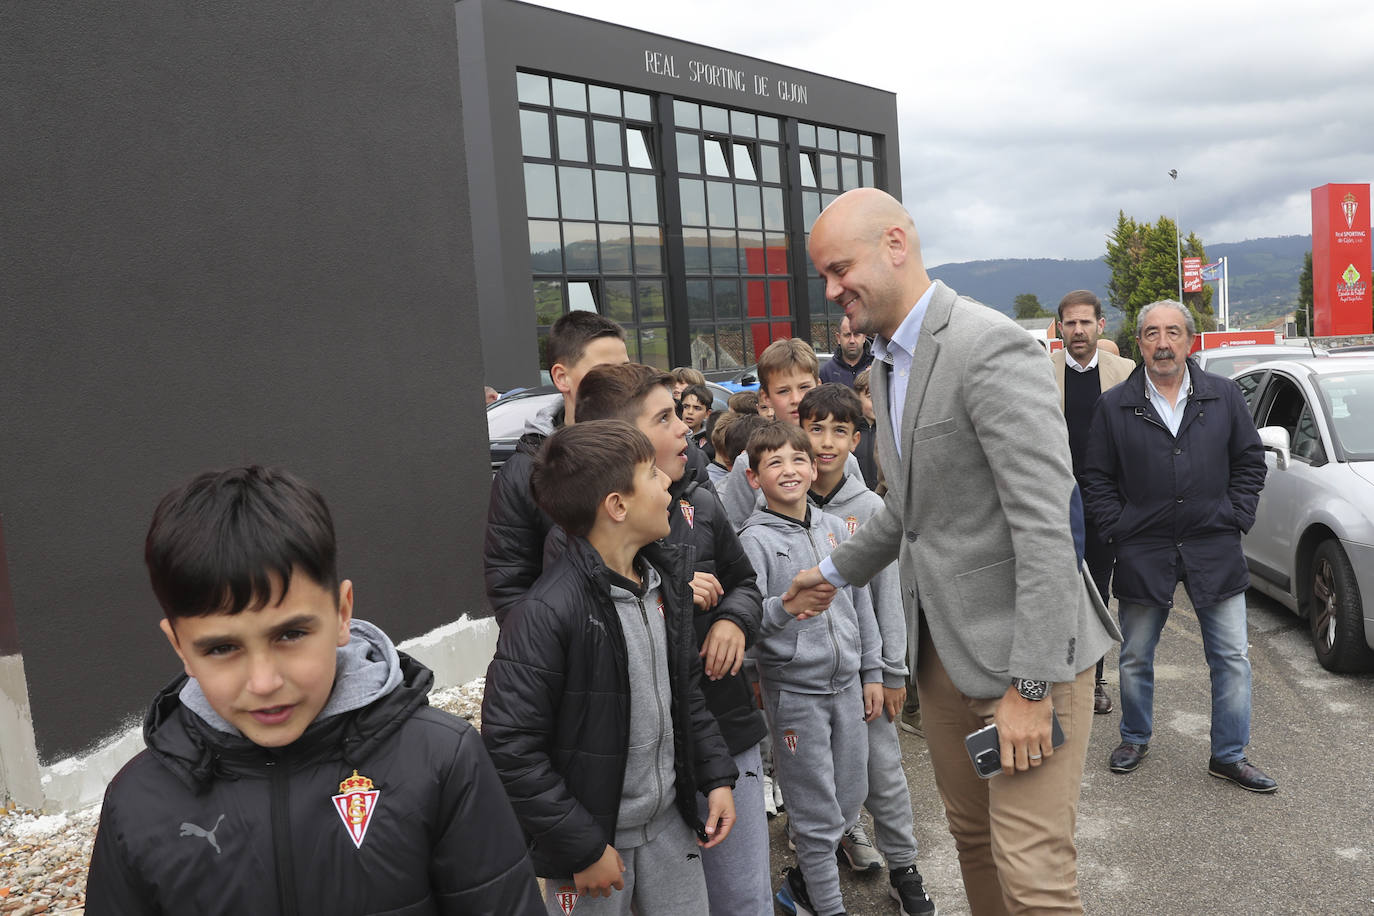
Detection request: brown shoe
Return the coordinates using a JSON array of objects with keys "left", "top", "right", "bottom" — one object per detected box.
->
[{"left": 1093, "top": 679, "right": 1113, "bottom": 715}]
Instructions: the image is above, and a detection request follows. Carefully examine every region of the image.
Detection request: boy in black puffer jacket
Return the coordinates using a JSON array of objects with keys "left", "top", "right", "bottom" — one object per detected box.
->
[
  {"left": 482, "top": 421, "right": 737, "bottom": 916},
  {"left": 576, "top": 363, "right": 772, "bottom": 915},
  {"left": 86, "top": 466, "right": 542, "bottom": 916}
]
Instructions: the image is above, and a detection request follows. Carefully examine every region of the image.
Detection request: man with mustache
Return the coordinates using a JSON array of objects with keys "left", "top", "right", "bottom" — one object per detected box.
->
[
  {"left": 1082, "top": 300, "right": 1275, "bottom": 792},
  {"left": 1050, "top": 290, "right": 1136, "bottom": 716}
]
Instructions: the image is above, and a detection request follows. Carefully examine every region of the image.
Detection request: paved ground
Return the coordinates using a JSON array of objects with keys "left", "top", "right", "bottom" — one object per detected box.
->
[{"left": 768, "top": 585, "right": 1374, "bottom": 915}]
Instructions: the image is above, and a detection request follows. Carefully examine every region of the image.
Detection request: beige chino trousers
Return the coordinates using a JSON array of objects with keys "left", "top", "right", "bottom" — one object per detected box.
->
[{"left": 917, "top": 625, "right": 1095, "bottom": 915}]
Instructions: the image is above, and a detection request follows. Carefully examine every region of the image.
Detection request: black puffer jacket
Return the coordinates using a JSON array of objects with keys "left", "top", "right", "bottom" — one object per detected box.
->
[
  {"left": 483, "top": 430, "right": 556, "bottom": 624},
  {"left": 86, "top": 655, "right": 542, "bottom": 916},
  {"left": 481, "top": 537, "right": 737, "bottom": 878},
  {"left": 667, "top": 476, "right": 766, "bottom": 756}
]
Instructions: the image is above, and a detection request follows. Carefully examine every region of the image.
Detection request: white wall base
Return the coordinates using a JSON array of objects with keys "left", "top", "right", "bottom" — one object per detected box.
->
[{"left": 0, "top": 653, "right": 43, "bottom": 809}]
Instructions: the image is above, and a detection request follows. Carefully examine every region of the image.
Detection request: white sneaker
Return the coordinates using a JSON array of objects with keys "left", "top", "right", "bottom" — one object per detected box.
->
[{"left": 762, "top": 774, "right": 778, "bottom": 817}]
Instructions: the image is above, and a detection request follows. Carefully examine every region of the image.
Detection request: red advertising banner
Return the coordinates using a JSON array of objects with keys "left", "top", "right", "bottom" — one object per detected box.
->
[
  {"left": 1311, "top": 183, "right": 1373, "bottom": 336},
  {"left": 1182, "top": 257, "right": 1203, "bottom": 293}
]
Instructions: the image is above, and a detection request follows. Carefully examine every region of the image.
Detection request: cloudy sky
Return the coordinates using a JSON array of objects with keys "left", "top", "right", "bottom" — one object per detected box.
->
[{"left": 525, "top": 0, "right": 1374, "bottom": 267}]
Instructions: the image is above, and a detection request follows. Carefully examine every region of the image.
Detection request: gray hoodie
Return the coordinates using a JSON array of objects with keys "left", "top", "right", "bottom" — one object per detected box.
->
[
  {"left": 811, "top": 474, "right": 910, "bottom": 688},
  {"left": 738, "top": 508, "right": 881, "bottom": 694},
  {"left": 607, "top": 561, "right": 678, "bottom": 849},
  {"left": 524, "top": 397, "right": 564, "bottom": 438}
]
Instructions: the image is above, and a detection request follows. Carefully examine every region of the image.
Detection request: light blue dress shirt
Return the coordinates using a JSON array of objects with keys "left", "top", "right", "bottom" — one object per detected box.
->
[{"left": 1144, "top": 368, "right": 1192, "bottom": 437}]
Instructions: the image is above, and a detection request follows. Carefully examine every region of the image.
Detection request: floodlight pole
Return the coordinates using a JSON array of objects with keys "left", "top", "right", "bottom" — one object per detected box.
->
[{"left": 1169, "top": 169, "right": 1183, "bottom": 303}]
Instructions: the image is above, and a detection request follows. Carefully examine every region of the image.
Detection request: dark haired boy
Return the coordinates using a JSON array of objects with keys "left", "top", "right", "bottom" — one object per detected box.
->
[
  {"left": 718, "top": 339, "right": 862, "bottom": 529},
  {"left": 482, "top": 421, "right": 738, "bottom": 915},
  {"left": 87, "top": 466, "right": 542, "bottom": 916},
  {"left": 680, "top": 383, "right": 713, "bottom": 437},
  {"left": 707, "top": 411, "right": 739, "bottom": 484},
  {"left": 577, "top": 364, "right": 772, "bottom": 914},
  {"left": 800, "top": 385, "right": 935, "bottom": 915},
  {"left": 483, "top": 311, "right": 628, "bottom": 622},
  {"left": 737, "top": 421, "right": 882, "bottom": 916}
]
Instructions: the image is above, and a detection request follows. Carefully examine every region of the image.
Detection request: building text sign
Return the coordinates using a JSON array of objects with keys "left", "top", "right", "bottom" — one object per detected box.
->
[
  {"left": 643, "top": 49, "right": 809, "bottom": 105},
  {"left": 1311, "top": 183, "right": 1373, "bottom": 336}
]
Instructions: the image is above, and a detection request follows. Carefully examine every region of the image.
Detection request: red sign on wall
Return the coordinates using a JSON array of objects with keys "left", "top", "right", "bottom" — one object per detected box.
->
[
  {"left": 1182, "top": 257, "right": 1203, "bottom": 293},
  {"left": 1188, "top": 330, "right": 1279, "bottom": 354},
  {"left": 1311, "top": 183, "right": 1373, "bottom": 336}
]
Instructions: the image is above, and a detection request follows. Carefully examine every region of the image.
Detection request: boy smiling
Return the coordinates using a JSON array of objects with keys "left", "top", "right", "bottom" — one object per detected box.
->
[
  {"left": 800, "top": 385, "right": 935, "bottom": 915},
  {"left": 737, "top": 421, "right": 883, "bottom": 916}
]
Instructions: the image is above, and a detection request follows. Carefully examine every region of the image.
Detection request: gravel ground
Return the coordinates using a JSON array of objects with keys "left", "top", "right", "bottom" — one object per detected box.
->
[{"left": 0, "top": 678, "right": 486, "bottom": 916}]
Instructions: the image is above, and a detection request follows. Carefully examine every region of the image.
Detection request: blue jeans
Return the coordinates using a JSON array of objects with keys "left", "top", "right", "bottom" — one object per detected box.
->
[{"left": 1117, "top": 591, "right": 1252, "bottom": 763}]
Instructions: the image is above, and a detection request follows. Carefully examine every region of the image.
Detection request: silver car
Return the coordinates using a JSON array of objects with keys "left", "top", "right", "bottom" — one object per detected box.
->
[
  {"left": 1194, "top": 343, "right": 1327, "bottom": 378},
  {"left": 1233, "top": 356, "right": 1374, "bottom": 671}
]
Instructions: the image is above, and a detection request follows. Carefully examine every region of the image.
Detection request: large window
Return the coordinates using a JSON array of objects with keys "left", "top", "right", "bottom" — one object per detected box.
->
[
  {"left": 518, "top": 72, "right": 670, "bottom": 369},
  {"left": 799, "top": 122, "right": 882, "bottom": 351},
  {"left": 515, "top": 70, "right": 887, "bottom": 371},
  {"left": 674, "top": 102, "right": 793, "bottom": 372}
]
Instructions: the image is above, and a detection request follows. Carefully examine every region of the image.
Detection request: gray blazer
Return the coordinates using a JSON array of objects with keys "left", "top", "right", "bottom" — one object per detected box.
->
[{"left": 828, "top": 282, "right": 1120, "bottom": 699}]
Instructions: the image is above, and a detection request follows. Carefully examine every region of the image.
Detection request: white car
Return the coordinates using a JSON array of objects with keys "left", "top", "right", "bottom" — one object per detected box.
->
[{"left": 1233, "top": 356, "right": 1374, "bottom": 671}]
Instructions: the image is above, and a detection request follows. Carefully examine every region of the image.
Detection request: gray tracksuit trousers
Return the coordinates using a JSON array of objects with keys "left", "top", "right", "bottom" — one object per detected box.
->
[
  {"left": 762, "top": 680, "right": 868, "bottom": 916},
  {"left": 813, "top": 474, "right": 920, "bottom": 870},
  {"left": 739, "top": 507, "right": 883, "bottom": 915},
  {"left": 696, "top": 745, "right": 772, "bottom": 915}
]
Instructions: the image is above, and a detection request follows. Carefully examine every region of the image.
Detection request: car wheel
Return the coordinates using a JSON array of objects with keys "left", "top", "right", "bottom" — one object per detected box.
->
[{"left": 1308, "top": 539, "right": 1374, "bottom": 672}]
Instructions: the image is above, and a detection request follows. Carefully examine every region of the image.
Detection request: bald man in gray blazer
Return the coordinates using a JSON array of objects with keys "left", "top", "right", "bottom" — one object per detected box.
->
[{"left": 787, "top": 189, "right": 1120, "bottom": 915}]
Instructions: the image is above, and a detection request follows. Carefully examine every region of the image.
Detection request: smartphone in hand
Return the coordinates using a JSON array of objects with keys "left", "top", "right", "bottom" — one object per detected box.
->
[{"left": 965, "top": 709, "right": 1066, "bottom": 778}]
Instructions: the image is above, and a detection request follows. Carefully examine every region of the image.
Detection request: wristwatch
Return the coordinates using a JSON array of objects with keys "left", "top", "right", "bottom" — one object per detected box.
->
[{"left": 1014, "top": 678, "right": 1049, "bottom": 701}]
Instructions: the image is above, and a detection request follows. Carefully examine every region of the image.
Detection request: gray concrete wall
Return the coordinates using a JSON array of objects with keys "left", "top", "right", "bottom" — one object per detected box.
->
[{"left": 2, "top": 1, "right": 488, "bottom": 765}]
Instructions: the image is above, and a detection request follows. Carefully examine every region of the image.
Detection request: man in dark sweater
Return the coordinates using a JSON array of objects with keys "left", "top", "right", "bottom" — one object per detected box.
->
[
  {"left": 818, "top": 315, "right": 874, "bottom": 387},
  {"left": 1051, "top": 290, "right": 1135, "bottom": 715}
]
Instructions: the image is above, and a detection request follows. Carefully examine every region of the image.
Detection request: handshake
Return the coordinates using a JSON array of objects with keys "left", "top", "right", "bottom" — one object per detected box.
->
[{"left": 781, "top": 566, "right": 837, "bottom": 619}]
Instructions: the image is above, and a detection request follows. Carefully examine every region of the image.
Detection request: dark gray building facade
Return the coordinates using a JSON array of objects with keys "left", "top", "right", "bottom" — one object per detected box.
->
[
  {"left": 2, "top": 0, "right": 900, "bottom": 802},
  {"left": 3, "top": 0, "right": 487, "bottom": 784},
  {"left": 457, "top": 1, "right": 901, "bottom": 389}
]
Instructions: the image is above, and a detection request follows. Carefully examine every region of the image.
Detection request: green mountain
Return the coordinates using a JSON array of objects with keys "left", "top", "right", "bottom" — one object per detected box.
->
[{"left": 928, "top": 235, "right": 1317, "bottom": 332}]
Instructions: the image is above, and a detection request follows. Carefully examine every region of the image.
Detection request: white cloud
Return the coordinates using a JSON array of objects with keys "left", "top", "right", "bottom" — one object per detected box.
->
[{"left": 527, "top": 0, "right": 1374, "bottom": 264}]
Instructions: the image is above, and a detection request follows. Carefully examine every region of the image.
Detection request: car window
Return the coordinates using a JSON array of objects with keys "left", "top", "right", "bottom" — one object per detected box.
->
[
  {"left": 1233, "top": 371, "right": 1267, "bottom": 414},
  {"left": 1317, "top": 370, "right": 1374, "bottom": 459},
  {"left": 1205, "top": 354, "right": 1279, "bottom": 377},
  {"left": 1258, "top": 377, "right": 1324, "bottom": 464}
]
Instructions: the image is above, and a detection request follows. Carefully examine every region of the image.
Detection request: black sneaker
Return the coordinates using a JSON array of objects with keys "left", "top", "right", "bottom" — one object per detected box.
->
[{"left": 889, "top": 865, "right": 937, "bottom": 916}]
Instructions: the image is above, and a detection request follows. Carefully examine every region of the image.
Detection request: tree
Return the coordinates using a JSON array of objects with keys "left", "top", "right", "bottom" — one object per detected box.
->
[
  {"left": 1105, "top": 212, "right": 1217, "bottom": 356},
  {"left": 1296, "top": 250, "right": 1313, "bottom": 336},
  {"left": 1014, "top": 293, "right": 1051, "bottom": 320},
  {"left": 1104, "top": 211, "right": 1142, "bottom": 318}
]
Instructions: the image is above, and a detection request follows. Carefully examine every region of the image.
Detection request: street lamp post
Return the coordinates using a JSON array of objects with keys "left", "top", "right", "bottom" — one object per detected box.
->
[{"left": 1169, "top": 169, "right": 1183, "bottom": 303}]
